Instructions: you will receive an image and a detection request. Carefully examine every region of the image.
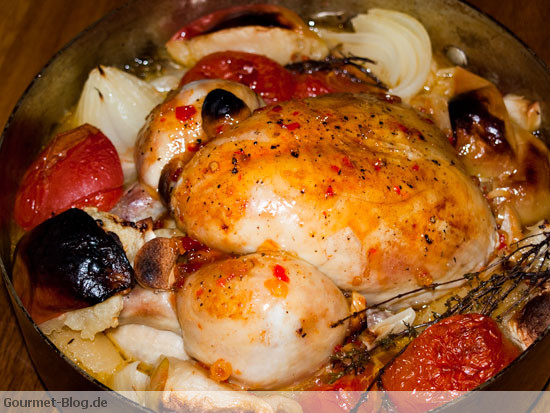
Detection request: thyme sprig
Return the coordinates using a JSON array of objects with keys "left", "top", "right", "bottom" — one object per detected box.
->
[{"left": 285, "top": 55, "right": 388, "bottom": 90}]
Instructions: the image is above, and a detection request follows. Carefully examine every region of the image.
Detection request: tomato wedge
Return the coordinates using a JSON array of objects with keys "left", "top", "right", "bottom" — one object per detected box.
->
[
  {"left": 381, "top": 314, "right": 519, "bottom": 412},
  {"left": 14, "top": 124, "right": 124, "bottom": 230},
  {"left": 180, "top": 51, "right": 295, "bottom": 104}
]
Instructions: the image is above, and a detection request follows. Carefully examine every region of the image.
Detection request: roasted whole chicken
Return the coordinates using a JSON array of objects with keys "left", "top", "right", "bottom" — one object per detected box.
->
[{"left": 166, "top": 93, "right": 497, "bottom": 303}]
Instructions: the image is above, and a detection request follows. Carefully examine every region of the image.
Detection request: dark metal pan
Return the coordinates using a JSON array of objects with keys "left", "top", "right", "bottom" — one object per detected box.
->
[{"left": 1, "top": 0, "right": 548, "bottom": 410}]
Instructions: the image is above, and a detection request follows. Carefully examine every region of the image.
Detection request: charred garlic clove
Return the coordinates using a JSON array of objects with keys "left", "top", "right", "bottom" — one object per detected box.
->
[
  {"left": 133, "top": 237, "right": 185, "bottom": 289},
  {"left": 166, "top": 4, "right": 328, "bottom": 67},
  {"left": 511, "top": 292, "right": 550, "bottom": 348},
  {"left": 13, "top": 208, "right": 134, "bottom": 324}
]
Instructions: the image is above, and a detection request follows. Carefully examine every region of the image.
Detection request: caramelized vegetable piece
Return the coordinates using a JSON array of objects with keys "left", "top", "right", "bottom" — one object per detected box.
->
[
  {"left": 134, "top": 237, "right": 185, "bottom": 289},
  {"left": 13, "top": 208, "right": 134, "bottom": 324},
  {"left": 14, "top": 124, "right": 123, "bottom": 230},
  {"left": 449, "top": 87, "right": 514, "bottom": 178},
  {"left": 166, "top": 4, "right": 328, "bottom": 66},
  {"left": 381, "top": 314, "right": 519, "bottom": 411},
  {"left": 513, "top": 292, "right": 550, "bottom": 347},
  {"left": 447, "top": 69, "right": 550, "bottom": 226}
]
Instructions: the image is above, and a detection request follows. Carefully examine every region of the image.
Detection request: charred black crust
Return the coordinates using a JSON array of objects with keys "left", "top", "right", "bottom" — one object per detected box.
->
[
  {"left": 201, "top": 89, "right": 252, "bottom": 138},
  {"left": 16, "top": 208, "right": 134, "bottom": 307},
  {"left": 448, "top": 90, "right": 508, "bottom": 151},
  {"left": 202, "top": 89, "right": 248, "bottom": 124}
]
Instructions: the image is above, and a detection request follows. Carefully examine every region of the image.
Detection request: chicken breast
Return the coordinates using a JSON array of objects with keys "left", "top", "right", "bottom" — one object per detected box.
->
[
  {"left": 170, "top": 94, "right": 498, "bottom": 303},
  {"left": 177, "top": 253, "right": 349, "bottom": 389}
]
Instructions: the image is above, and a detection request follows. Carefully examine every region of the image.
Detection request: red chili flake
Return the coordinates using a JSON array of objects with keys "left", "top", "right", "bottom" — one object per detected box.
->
[
  {"left": 216, "top": 124, "right": 226, "bottom": 134},
  {"left": 423, "top": 117, "right": 434, "bottom": 125},
  {"left": 322, "top": 211, "right": 328, "bottom": 218},
  {"left": 271, "top": 105, "right": 283, "bottom": 112},
  {"left": 447, "top": 132, "right": 456, "bottom": 145},
  {"left": 282, "top": 122, "right": 300, "bottom": 131},
  {"left": 175, "top": 105, "right": 196, "bottom": 122},
  {"left": 233, "top": 149, "right": 245, "bottom": 155},
  {"left": 393, "top": 186, "right": 401, "bottom": 195},
  {"left": 396, "top": 123, "right": 409, "bottom": 134},
  {"left": 160, "top": 117, "right": 166, "bottom": 122},
  {"left": 368, "top": 247, "right": 377, "bottom": 255},
  {"left": 412, "top": 164, "right": 419, "bottom": 171},
  {"left": 342, "top": 156, "right": 354, "bottom": 168},
  {"left": 171, "top": 167, "right": 183, "bottom": 182},
  {"left": 373, "top": 159, "right": 384, "bottom": 171},
  {"left": 330, "top": 165, "right": 341, "bottom": 173},
  {"left": 325, "top": 186, "right": 334, "bottom": 197},
  {"left": 292, "top": 111, "right": 300, "bottom": 116},
  {"left": 273, "top": 265, "right": 290, "bottom": 283},
  {"left": 333, "top": 344, "right": 343, "bottom": 354},
  {"left": 180, "top": 236, "right": 205, "bottom": 252},
  {"left": 238, "top": 173, "right": 242, "bottom": 181},
  {"left": 217, "top": 273, "right": 236, "bottom": 288},
  {"left": 498, "top": 232, "right": 507, "bottom": 250},
  {"left": 196, "top": 288, "right": 204, "bottom": 298},
  {"left": 187, "top": 143, "right": 200, "bottom": 152}
]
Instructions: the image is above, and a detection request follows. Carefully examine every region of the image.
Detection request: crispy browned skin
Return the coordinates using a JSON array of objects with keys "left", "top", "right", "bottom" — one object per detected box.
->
[{"left": 170, "top": 94, "right": 497, "bottom": 303}]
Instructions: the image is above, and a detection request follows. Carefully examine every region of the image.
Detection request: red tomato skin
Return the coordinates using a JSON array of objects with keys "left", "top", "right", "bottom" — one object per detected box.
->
[
  {"left": 381, "top": 314, "right": 519, "bottom": 412},
  {"left": 292, "top": 73, "right": 332, "bottom": 99},
  {"left": 14, "top": 124, "right": 123, "bottom": 230},
  {"left": 180, "top": 51, "right": 295, "bottom": 104}
]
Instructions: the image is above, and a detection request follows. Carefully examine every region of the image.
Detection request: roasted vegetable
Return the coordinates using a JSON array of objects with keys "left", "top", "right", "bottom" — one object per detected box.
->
[
  {"left": 166, "top": 4, "right": 328, "bottom": 67},
  {"left": 13, "top": 208, "right": 134, "bottom": 324},
  {"left": 379, "top": 314, "right": 519, "bottom": 412},
  {"left": 14, "top": 124, "right": 124, "bottom": 230},
  {"left": 133, "top": 237, "right": 184, "bottom": 289},
  {"left": 513, "top": 292, "right": 550, "bottom": 347}
]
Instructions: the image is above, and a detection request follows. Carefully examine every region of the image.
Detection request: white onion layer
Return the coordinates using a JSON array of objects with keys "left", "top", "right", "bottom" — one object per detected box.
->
[
  {"left": 74, "top": 66, "right": 162, "bottom": 182},
  {"left": 319, "top": 9, "right": 432, "bottom": 100}
]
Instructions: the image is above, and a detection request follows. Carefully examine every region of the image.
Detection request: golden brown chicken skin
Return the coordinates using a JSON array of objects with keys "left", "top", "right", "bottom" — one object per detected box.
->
[{"left": 169, "top": 94, "right": 497, "bottom": 303}]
